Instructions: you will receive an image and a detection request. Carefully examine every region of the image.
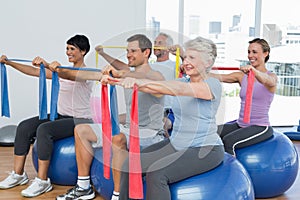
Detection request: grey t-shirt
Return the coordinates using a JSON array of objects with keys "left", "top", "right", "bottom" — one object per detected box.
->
[
  {"left": 150, "top": 60, "right": 177, "bottom": 109},
  {"left": 169, "top": 77, "right": 223, "bottom": 150},
  {"left": 124, "top": 88, "right": 164, "bottom": 130}
]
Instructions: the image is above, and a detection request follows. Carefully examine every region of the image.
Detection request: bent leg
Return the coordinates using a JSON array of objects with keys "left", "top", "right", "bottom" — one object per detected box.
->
[
  {"left": 222, "top": 125, "right": 273, "bottom": 155},
  {"left": 146, "top": 145, "right": 224, "bottom": 200},
  {"left": 234, "top": 126, "right": 273, "bottom": 149},
  {"left": 217, "top": 122, "right": 240, "bottom": 138},
  {"left": 14, "top": 116, "right": 49, "bottom": 175},
  {"left": 74, "top": 124, "right": 98, "bottom": 176},
  {"left": 111, "top": 133, "right": 128, "bottom": 193},
  {"left": 36, "top": 118, "right": 92, "bottom": 180}
]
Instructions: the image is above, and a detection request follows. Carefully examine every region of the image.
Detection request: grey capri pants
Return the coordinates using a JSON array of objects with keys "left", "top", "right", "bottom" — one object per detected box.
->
[
  {"left": 217, "top": 122, "right": 273, "bottom": 155},
  {"left": 119, "top": 138, "right": 224, "bottom": 200},
  {"left": 14, "top": 114, "right": 92, "bottom": 160}
]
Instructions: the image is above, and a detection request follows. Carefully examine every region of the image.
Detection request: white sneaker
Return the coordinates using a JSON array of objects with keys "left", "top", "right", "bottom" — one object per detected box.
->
[
  {"left": 111, "top": 194, "right": 120, "bottom": 200},
  {"left": 0, "top": 171, "right": 29, "bottom": 189},
  {"left": 21, "top": 177, "right": 52, "bottom": 197}
]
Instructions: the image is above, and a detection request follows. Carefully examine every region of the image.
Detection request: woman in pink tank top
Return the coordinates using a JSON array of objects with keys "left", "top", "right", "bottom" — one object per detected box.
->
[{"left": 210, "top": 38, "right": 277, "bottom": 155}]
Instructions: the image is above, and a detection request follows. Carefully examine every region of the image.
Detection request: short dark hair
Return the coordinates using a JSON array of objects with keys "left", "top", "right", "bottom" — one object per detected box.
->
[
  {"left": 67, "top": 34, "right": 90, "bottom": 56},
  {"left": 127, "top": 34, "right": 152, "bottom": 58},
  {"left": 249, "top": 38, "right": 270, "bottom": 63}
]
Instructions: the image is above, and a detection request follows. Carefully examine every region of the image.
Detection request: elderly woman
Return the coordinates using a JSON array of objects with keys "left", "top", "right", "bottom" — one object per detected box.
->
[{"left": 106, "top": 36, "right": 224, "bottom": 200}]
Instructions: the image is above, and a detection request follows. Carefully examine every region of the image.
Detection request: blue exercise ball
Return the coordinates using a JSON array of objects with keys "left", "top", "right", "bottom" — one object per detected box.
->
[
  {"left": 236, "top": 131, "right": 299, "bottom": 198},
  {"left": 169, "top": 153, "right": 254, "bottom": 200},
  {"left": 32, "top": 136, "right": 78, "bottom": 185},
  {"left": 90, "top": 148, "right": 115, "bottom": 200},
  {"left": 91, "top": 148, "right": 254, "bottom": 200}
]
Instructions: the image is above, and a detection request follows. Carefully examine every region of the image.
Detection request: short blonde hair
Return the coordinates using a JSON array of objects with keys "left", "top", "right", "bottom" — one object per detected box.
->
[{"left": 184, "top": 36, "right": 217, "bottom": 72}]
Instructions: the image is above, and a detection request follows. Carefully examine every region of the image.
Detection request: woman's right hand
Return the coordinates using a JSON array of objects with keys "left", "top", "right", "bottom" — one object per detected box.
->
[
  {"left": 0, "top": 55, "right": 8, "bottom": 64},
  {"left": 32, "top": 56, "right": 48, "bottom": 68},
  {"left": 48, "top": 61, "right": 61, "bottom": 72}
]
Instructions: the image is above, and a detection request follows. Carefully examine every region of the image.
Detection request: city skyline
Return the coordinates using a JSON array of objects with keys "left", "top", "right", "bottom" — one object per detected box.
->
[{"left": 147, "top": 0, "right": 300, "bottom": 37}]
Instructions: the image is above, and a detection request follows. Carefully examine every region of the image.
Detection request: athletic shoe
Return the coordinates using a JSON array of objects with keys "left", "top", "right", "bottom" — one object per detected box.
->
[
  {"left": 56, "top": 184, "right": 95, "bottom": 200},
  {"left": 111, "top": 191, "right": 120, "bottom": 200},
  {"left": 0, "top": 171, "right": 29, "bottom": 189},
  {"left": 21, "top": 177, "right": 52, "bottom": 197}
]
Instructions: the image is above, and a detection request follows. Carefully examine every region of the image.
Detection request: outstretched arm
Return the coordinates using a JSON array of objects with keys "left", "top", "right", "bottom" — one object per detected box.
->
[
  {"left": 209, "top": 70, "right": 243, "bottom": 84},
  {"left": 108, "top": 77, "right": 213, "bottom": 100},
  {"left": 1, "top": 55, "right": 52, "bottom": 78},
  {"left": 48, "top": 61, "right": 103, "bottom": 81},
  {"left": 95, "top": 45, "right": 128, "bottom": 70}
]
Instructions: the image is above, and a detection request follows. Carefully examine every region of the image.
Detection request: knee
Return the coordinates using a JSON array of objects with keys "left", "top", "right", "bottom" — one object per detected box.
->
[
  {"left": 146, "top": 171, "right": 168, "bottom": 186},
  {"left": 17, "top": 120, "right": 28, "bottom": 132},
  {"left": 74, "top": 124, "right": 89, "bottom": 140},
  {"left": 16, "top": 121, "right": 33, "bottom": 139},
  {"left": 112, "top": 134, "right": 127, "bottom": 149},
  {"left": 36, "top": 124, "right": 49, "bottom": 140}
]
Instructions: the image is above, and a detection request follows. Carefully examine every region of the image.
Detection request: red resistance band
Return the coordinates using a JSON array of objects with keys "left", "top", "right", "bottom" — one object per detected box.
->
[
  {"left": 129, "top": 84, "right": 143, "bottom": 199},
  {"left": 212, "top": 66, "right": 240, "bottom": 70},
  {"left": 243, "top": 70, "right": 255, "bottom": 123},
  {"left": 211, "top": 66, "right": 254, "bottom": 123},
  {"left": 101, "top": 85, "right": 112, "bottom": 179}
]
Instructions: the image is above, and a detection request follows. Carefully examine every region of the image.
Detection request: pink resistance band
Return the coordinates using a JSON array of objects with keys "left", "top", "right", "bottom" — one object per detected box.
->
[
  {"left": 244, "top": 69, "right": 255, "bottom": 123},
  {"left": 129, "top": 84, "right": 143, "bottom": 199},
  {"left": 101, "top": 84, "right": 112, "bottom": 179}
]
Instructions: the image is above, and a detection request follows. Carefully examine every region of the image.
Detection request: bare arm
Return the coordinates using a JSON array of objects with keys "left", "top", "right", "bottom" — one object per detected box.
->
[
  {"left": 209, "top": 71, "right": 243, "bottom": 85},
  {"left": 48, "top": 61, "right": 103, "bottom": 81},
  {"left": 102, "top": 65, "right": 165, "bottom": 81},
  {"left": 122, "top": 70, "right": 165, "bottom": 81},
  {"left": 241, "top": 65, "right": 277, "bottom": 93},
  {"left": 56, "top": 68, "right": 102, "bottom": 81},
  {"left": 95, "top": 45, "right": 128, "bottom": 70},
  {"left": 1, "top": 55, "right": 52, "bottom": 79},
  {"left": 112, "top": 77, "right": 213, "bottom": 100}
]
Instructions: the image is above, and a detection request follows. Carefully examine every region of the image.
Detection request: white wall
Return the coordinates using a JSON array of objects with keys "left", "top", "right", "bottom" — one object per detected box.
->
[{"left": 0, "top": 0, "right": 146, "bottom": 126}]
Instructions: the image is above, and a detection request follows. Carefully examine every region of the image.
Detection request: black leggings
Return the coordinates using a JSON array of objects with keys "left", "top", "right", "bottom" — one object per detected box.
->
[
  {"left": 217, "top": 122, "right": 273, "bottom": 155},
  {"left": 119, "top": 139, "right": 224, "bottom": 200},
  {"left": 14, "top": 114, "right": 92, "bottom": 160}
]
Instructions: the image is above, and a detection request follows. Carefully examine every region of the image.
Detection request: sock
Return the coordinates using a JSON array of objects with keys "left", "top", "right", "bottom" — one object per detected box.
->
[
  {"left": 111, "top": 191, "right": 120, "bottom": 200},
  {"left": 13, "top": 172, "right": 22, "bottom": 177},
  {"left": 77, "top": 176, "right": 90, "bottom": 190},
  {"left": 13, "top": 171, "right": 25, "bottom": 177},
  {"left": 36, "top": 177, "right": 49, "bottom": 182}
]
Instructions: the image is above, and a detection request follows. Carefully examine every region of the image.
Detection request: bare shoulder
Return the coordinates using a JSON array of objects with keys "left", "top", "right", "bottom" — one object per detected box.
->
[{"left": 268, "top": 71, "right": 278, "bottom": 78}]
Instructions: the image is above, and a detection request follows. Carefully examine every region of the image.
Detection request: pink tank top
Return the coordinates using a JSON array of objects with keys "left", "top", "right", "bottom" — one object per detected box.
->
[{"left": 237, "top": 72, "right": 274, "bottom": 127}]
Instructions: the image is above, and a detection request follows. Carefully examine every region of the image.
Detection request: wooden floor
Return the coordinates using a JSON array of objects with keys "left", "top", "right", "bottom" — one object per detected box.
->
[{"left": 0, "top": 142, "right": 300, "bottom": 200}]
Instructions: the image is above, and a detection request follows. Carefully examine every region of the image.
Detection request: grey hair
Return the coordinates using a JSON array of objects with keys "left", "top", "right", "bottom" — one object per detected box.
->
[
  {"left": 184, "top": 36, "right": 217, "bottom": 72},
  {"left": 157, "top": 32, "right": 174, "bottom": 46}
]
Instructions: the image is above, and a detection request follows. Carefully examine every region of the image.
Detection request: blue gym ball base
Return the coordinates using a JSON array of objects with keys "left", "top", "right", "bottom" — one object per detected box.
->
[
  {"left": 32, "top": 131, "right": 298, "bottom": 199},
  {"left": 91, "top": 148, "right": 254, "bottom": 200},
  {"left": 32, "top": 136, "right": 78, "bottom": 186},
  {"left": 236, "top": 131, "right": 299, "bottom": 198}
]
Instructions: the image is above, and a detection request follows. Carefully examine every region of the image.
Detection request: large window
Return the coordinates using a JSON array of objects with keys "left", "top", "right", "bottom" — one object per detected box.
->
[
  {"left": 146, "top": 0, "right": 300, "bottom": 126},
  {"left": 146, "top": 0, "right": 300, "bottom": 65}
]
